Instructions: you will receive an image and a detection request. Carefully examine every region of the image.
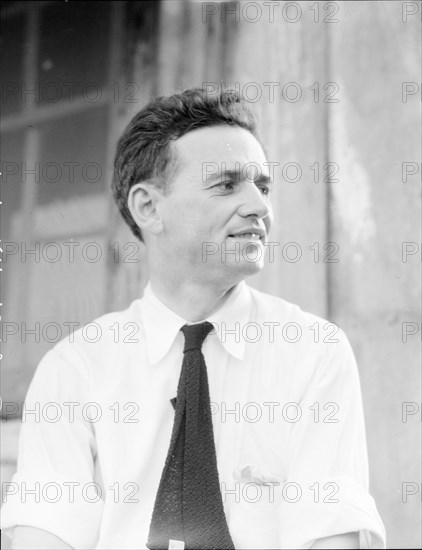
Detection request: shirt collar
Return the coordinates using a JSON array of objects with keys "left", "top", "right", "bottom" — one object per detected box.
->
[{"left": 141, "top": 280, "right": 252, "bottom": 365}]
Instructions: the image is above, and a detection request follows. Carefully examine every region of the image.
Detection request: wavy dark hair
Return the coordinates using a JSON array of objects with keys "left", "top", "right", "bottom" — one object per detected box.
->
[{"left": 112, "top": 87, "right": 261, "bottom": 241}]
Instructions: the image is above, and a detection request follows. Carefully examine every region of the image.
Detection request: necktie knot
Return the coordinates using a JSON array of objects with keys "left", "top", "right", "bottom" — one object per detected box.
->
[{"left": 181, "top": 321, "right": 214, "bottom": 353}]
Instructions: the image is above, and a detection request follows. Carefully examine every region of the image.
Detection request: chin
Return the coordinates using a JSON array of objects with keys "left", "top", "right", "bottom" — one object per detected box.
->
[
  {"left": 239, "top": 242, "right": 265, "bottom": 270},
  {"left": 225, "top": 258, "right": 264, "bottom": 279},
  {"left": 241, "top": 260, "right": 265, "bottom": 275},
  {"left": 221, "top": 241, "right": 265, "bottom": 274}
]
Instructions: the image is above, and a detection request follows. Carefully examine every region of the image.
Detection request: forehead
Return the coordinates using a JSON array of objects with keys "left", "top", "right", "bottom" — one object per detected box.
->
[{"left": 172, "top": 125, "right": 267, "bottom": 173}]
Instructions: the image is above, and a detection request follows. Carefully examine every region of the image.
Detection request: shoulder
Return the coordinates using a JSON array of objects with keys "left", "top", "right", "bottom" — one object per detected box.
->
[
  {"left": 60, "top": 297, "right": 142, "bottom": 344},
  {"left": 37, "top": 299, "right": 144, "bottom": 377},
  {"left": 246, "top": 284, "right": 357, "bottom": 376},
  {"left": 248, "top": 284, "right": 333, "bottom": 329}
]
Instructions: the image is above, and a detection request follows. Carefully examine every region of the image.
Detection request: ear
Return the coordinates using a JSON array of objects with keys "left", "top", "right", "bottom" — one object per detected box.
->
[{"left": 127, "top": 182, "right": 164, "bottom": 238}]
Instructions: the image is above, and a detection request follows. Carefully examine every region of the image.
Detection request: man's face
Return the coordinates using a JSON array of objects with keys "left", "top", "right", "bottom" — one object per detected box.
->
[{"left": 156, "top": 124, "right": 273, "bottom": 285}]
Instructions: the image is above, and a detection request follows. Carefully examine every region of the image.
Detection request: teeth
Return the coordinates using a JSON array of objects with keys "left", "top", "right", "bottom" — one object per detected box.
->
[{"left": 231, "top": 233, "right": 261, "bottom": 239}]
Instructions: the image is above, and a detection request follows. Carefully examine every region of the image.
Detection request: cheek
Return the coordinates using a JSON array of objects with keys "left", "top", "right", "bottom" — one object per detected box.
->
[
  {"left": 203, "top": 197, "right": 238, "bottom": 227},
  {"left": 164, "top": 193, "right": 234, "bottom": 241},
  {"left": 164, "top": 198, "right": 207, "bottom": 239}
]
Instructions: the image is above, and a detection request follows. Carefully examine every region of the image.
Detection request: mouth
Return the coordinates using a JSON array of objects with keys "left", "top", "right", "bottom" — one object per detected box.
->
[{"left": 227, "top": 232, "right": 264, "bottom": 241}]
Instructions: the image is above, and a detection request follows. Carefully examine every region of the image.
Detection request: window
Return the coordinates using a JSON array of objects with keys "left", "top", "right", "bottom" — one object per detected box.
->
[{"left": 1, "top": 1, "right": 123, "bottom": 407}]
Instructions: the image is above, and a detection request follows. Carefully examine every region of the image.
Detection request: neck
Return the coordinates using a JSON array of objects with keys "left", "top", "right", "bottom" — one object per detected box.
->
[{"left": 148, "top": 274, "right": 239, "bottom": 322}]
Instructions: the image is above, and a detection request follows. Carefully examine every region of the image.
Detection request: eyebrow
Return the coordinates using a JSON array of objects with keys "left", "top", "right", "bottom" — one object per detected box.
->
[{"left": 205, "top": 168, "right": 272, "bottom": 185}]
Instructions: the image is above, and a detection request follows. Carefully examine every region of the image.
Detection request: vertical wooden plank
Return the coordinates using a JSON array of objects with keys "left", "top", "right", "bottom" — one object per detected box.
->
[
  {"left": 156, "top": 0, "right": 186, "bottom": 93},
  {"left": 329, "top": 2, "right": 421, "bottom": 547}
]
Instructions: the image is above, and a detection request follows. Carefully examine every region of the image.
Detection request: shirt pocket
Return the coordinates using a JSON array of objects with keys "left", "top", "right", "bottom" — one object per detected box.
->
[{"left": 227, "top": 465, "right": 285, "bottom": 550}]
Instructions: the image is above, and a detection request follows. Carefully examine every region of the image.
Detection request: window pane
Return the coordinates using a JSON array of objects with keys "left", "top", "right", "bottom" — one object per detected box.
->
[
  {"left": 1, "top": 130, "right": 24, "bottom": 238},
  {"left": 0, "top": 12, "right": 26, "bottom": 115},
  {"left": 37, "top": 105, "right": 109, "bottom": 205},
  {"left": 1, "top": 130, "right": 26, "bottom": 406},
  {"left": 38, "top": 1, "right": 110, "bottom": 105}
]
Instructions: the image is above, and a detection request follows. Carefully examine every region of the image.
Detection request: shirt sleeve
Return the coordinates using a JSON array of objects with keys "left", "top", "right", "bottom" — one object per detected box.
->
[
  {"left": 0, "top": 342, "right": 104, "bottom": 549},
  {"left": 278, "top": 329, "right": 386, "bottom": 549}
]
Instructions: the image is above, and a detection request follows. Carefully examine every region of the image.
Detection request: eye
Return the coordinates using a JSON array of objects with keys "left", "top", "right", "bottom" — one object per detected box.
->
[
  {"left": 258, "top": 185, "right": 270, "bottom": 196},
  {"left": 217, "top": 180, "right": 235, "bottom": 191}
]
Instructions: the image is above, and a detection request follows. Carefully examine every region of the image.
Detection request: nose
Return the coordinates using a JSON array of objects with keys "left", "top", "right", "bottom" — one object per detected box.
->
[{"left": 237, "top": 180, "right": 273, "bottom": 228}]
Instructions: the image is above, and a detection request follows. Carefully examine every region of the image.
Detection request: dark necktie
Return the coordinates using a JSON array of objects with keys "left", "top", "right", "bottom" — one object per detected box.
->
[{"left": 147, "top": 322, "right": 235, "bottom": 550}]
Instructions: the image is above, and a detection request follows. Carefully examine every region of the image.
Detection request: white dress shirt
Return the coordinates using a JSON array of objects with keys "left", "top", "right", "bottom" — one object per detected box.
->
[{"left": 1, "top": 281, "right": 386, "bottom": 549}]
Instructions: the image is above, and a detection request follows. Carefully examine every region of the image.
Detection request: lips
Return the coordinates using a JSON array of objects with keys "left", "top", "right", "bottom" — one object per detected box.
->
[
  {"left": 229, "top": 233, "right": 261, "bottom": 240},
  {"left": 228, "top": 229, "right": 265, "bottom": 241}
]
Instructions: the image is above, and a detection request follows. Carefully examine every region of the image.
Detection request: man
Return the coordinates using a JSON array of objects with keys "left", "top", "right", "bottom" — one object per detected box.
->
[{"left": 2, "top": 88, "right": 385, "bottom": 549}]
